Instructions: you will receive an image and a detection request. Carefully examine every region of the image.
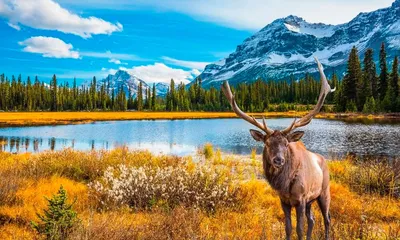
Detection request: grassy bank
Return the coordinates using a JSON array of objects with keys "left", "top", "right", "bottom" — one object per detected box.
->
[
  {"left": 0, "top": 147, "right": 398, "bottom": 239},
  {"left": 0, "top": 111, "right": 397, "bottom": 127}
]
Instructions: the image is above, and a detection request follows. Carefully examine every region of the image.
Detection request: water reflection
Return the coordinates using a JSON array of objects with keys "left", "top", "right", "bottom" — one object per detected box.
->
[
  {"left": 0, "top": 135, "right": 197, "bottom": 156},
  {"left": 0, "top": 119, "right": 399, "bottom": 158}
]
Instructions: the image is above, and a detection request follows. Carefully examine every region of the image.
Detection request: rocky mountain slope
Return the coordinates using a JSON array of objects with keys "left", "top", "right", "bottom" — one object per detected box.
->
[
  {"left": 199, "top": 0, "right": 400, "bottom": 87},
  {"left": 95, "top": 70, "right": 169, "bottom": 97}
]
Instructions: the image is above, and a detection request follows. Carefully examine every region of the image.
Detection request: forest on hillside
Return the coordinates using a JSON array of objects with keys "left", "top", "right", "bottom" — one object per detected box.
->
[{"left": 0, "top": 43, "right": 399, "bottom": 113}]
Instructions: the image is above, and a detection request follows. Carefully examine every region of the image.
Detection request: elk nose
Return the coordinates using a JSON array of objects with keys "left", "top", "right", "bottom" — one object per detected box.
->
[{"left": 273, "top": 157, "right": 284, "bottom": 166}]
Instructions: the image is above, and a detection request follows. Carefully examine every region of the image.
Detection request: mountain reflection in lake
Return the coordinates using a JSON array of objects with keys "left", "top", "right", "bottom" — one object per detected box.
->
[{"left": 0, "top": 119, "right": 399, "bottom": 158}]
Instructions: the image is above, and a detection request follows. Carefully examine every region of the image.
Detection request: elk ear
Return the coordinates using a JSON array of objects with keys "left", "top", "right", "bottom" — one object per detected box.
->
[
  {"left": 287, "top": 131, "right": 304, "bottom": 142},
  {"left": 250, "top": 129, "right": 265, "bottom": 142}
]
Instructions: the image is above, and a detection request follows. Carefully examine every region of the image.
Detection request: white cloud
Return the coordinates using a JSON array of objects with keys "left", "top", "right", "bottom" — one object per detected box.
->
[
  {"left": 108, "top": 58, "right": 128, "bottom": 65},
  {"left": 81, "top": 51, "right": 143, "bottom": 61},
  {"left": 66, "top": 0, "right": 394, "bottom": 30},
  {"left": 191, "top": 69, "right": 201, "bottom": 76},
  {"left": 0, "top": 0, "right": 123, "bottom": 38},
  {"left": 7, "top": 22, "right": 20, "bottom": 30},
  {"left": 109, "top": 58, "right": 121, "bottom": 64},
  {"left": 153, "top": 0, "right": 394, "bottom": 29},
  {"left": 19, "top": 36, "right": 80, "bottom": 59},
  {"left": 18, "top": 37, "right": 144, "bottom": 62},
  {"left": 162, "top": 56, "right": 209, "bottom": 70},
  {"left": 104, "top": 63, "right": 198, "bottom": 84},
  {"left": 130, "top": 63, "right": 195, "bottom": 84}
]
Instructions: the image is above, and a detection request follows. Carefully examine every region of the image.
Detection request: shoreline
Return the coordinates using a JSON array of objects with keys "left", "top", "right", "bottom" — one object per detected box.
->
[{"left": 0, "top": 111, "right": 399, "bottom": 127}]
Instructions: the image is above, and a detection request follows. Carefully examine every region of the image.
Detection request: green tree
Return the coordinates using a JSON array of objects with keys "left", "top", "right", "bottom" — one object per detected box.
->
[
  {"left": 137, "top": 81, "right": 143, "bottom": 111},
  {"left": 363, "top": 97, "right": 377, "bottom": 113},
  {"left": 342, "top": 47, "right": 362, "bottom": 110},
  {"left": 31, "top": 186, "right": 78, "bottom": 240},
  {"left": 379, "top": 43, "right": 389, "bottom": 100},
  {"left": 50, "top": 74, "right": 58, "bottom": 111},
  {"left": 384, "top": 56, "right": 399, "bottom": 111},
  {"left": 362, "top": 49, "right": 375, "bottom": 103},
  {"left": 152, "top": 83, "right": 156, "bottom": 111}
]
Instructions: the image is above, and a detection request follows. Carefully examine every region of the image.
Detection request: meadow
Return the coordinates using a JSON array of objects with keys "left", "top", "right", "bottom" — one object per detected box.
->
[
  {"left": 0, "top": 146, "right": 398, "bottom": 239},
  {"left": 0, "top": 111, "right": 393, "bottom": 127}
]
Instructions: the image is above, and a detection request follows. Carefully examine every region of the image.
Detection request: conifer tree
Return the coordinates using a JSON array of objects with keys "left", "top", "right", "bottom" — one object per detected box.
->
[
  {"left": 137, "top": 82, "right": 143, "bottom": 111},
  {"left": 385, "top": 56, "right": 399, "bottom": 111},
  {"left": 361, "top": 49, "right": 375, "bottom": 106},
  {"left": 152, "top": 83, "right": 156, "bottom": 111},
  {"left": 379, "top": 43, "right": 389, "bottom": 100},
  {"left": 50, "top": 74, "right": 58, "bottom": 111},
  {"left": 342, "top": 47, "right": 362, "bottom": 111}
]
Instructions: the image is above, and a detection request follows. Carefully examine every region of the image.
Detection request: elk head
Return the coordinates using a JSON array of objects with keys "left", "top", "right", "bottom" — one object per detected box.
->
[{"left": 221, "top": 57, "right": 335, "bottom": 169}]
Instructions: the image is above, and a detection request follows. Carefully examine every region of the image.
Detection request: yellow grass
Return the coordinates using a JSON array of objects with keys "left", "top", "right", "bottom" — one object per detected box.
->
[
  {"left": 0, "top": 149, "right": 398, "bottom": 239},
  {"left": 0, "top": 111, "right": 394, "bottom": 127}
]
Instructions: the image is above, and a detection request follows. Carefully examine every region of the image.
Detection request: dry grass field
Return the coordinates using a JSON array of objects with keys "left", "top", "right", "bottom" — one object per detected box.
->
[
  {"left": 0, "top": 111, "right": 390, "bottom": 127},
  {"left": 0, "top": 147, "right": 398, "bottom": 239}
]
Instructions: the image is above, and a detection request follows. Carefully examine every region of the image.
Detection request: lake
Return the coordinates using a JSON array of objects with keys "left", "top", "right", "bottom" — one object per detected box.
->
[{"left": 0, "top": 118, "right": 399, "bottom": 158}]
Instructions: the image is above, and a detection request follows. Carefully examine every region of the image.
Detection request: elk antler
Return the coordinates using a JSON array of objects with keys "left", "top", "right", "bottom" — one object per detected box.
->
[
  {"left": 282, "top": 57, "right": 336, "bottom": 135},
  {"left": 221, "top": 81, "right": 274, "bottom": 135}
]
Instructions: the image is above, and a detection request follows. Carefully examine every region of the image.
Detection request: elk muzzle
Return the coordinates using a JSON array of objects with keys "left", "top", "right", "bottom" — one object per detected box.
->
[{"left": 272, "top": 156, "right": 285, "bottom": 168}]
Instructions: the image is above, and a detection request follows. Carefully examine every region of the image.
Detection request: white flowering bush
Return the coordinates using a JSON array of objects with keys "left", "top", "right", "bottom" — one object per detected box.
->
[{"left": 90, "top": 165, "right": 238, "bottom": 211}]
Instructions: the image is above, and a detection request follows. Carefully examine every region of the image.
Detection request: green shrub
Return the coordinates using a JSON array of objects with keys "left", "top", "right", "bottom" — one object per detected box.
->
[
  {"left": 203, "top": 143, "right": 214, "bottom": 159},
  {"left": 276, "top": 103, "right": 289, "bottom": 112},
  {"left": 32, "top": 186, "right": 79, "bottom": 240},
  {"left": 362, "top": 97, "right": 376, "bottom": 113},
  {"left": 346, "top": 100, "right": 357, "bottom": 112}
]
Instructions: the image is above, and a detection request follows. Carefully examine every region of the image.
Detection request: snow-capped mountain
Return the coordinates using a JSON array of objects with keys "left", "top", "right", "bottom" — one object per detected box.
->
[
  {"left": 103, "top": 70, "right": 149, "bottom": 97},
  {"left": 94, "top": 70, "right": 169, "bottom": 97},
  {"left": 199, "top": 0, "right": 400, "bottom": 87}
]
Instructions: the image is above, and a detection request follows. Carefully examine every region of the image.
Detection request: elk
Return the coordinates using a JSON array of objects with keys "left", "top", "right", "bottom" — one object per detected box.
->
[{"left": 222, "top": 58, "right": 335, "bottom": 240}]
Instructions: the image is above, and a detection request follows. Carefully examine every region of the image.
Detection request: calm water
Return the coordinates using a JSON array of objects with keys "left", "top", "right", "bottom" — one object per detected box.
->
[{"left": 0, "top": 119, "right": 399, "bottom": 158}]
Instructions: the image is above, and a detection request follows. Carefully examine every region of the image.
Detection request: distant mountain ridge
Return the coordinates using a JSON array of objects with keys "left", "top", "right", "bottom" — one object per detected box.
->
[
  {"left": 88, "top": 70, "right": 170, "bottom": 97},
  {"left": 199, "top": 0, "right": 400, "bottom": 87}
]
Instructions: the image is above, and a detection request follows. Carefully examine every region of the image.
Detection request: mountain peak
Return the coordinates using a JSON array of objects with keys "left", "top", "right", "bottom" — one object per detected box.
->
[
  {"left": 283, "top": 15, "right": 305, "bottom": 23},
  {"left": 114, "top": 69, "right": 130, "bottom": 77},
  {"left": 198, "top": 2, "right": 400, "bottom": 88},
  {"left": 101, "top": 70, "right": 170, "bottom": 96}
]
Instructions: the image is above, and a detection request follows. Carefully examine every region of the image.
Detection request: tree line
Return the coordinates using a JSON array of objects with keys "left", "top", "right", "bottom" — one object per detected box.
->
[
  {"left": 0, "top": 43, "right": 398, "bottom": 113},
  {"left": 0, "top": 73, "right": 330, "bottom": 112},
  {"left": 335, "top": 43, "right": 399, "bottom": 113}
]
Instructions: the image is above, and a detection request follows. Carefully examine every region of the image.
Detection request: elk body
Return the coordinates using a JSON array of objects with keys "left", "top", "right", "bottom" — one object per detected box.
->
[{"left": 222, "top": 58, "right": 335, "bottom": 240}]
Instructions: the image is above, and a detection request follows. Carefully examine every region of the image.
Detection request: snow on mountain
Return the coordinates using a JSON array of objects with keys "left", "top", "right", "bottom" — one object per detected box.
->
[
  {"left": 88, "top": 70, "right": 170, "bottom": 97},
  {"left": 283, "top": 16, "right": 337, "bottom": 38},
  {"left": 103, "top": 70, "right": 149, "bottom": 97},
  {"left": 199, "top": 0, "right": 400, "bottom": 87},
  {"left": 155, "top": 82, "right": 170, "bottom": 96}
]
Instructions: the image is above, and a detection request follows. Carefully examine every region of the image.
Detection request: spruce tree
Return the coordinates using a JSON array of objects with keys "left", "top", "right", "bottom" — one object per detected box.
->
[
  {"left": 152, "top": 83, "right": 156, "bottom": 111},
  {"left": 31, "top": 186, "right": 78, "bottom": 239},
  {"left": 385, "top": 56, "right": 399, "bottom": 111},
  {"left": 361, "top": 49, "right": 375, "bottom": 106},
  {"left": 137, "top": 81, "right": 143, "bottom": 111},
  {"left": 342, "top": 47, "right": 362, "bottom": 111},
  {"left": 50, "top": 74, "right": 58, "bottom": 111},
  {"left": 379, "top": 43, "right": 389, "bottom": 100}
]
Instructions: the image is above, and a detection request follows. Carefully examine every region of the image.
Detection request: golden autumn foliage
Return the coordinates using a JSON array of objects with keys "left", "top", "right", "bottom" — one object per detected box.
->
[
  {"left": 0, "top": 111, "right": 391, "bottom": 128},
  {"left": 0, "top": 148, "right": 398, "bottom": 240}
]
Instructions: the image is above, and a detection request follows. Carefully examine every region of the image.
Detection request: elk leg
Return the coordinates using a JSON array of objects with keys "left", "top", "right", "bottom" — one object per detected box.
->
[
  {"left": 281, "top": 200, "right": 292, "bottom": 240},
  {"left": 317, "top": 195, "right": 331, "bottom": 240},
  {"left": 295, "top": 202, "right": 306, "bottom": 240},
  {"left": 305, "top": 202, "right": 315, "bottom": 240}
]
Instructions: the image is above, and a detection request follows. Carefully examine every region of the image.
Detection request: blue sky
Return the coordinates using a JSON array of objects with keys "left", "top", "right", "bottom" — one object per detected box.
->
[{"left": 0, "top": 0, "right": 394, "bottom": 85}]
